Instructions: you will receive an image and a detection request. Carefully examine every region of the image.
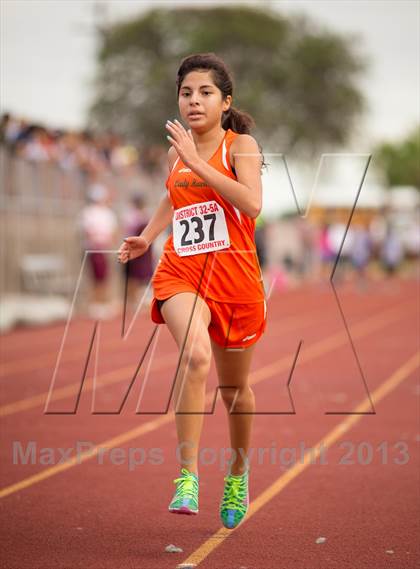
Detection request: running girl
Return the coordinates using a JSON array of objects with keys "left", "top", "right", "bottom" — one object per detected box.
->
[{"left": 118, "top": 53, "right": 267, "bottom": 530}]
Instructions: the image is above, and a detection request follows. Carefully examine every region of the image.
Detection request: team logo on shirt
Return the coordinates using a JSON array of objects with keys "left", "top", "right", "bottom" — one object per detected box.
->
[{"left": 174, "top": 178, "right": 208, "bottom": 188}]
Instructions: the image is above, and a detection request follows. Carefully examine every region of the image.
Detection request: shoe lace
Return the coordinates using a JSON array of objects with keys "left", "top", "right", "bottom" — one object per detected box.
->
[
  {"left": 221, "top": 475, "right": 246, "bottom": 510},
  {"left": 173, "top": 468, "right": 198, "bottom": 497}
]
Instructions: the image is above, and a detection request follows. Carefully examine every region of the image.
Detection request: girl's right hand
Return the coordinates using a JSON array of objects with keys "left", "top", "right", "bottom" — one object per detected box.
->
[{"left": 117, "top": 235, "right": 150, "bottom": 264}]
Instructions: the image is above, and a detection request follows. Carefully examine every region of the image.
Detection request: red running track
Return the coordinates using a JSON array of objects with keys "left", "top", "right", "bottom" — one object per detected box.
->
[{"left": 0, "top": 278, "right": 419, "bottom": 569}]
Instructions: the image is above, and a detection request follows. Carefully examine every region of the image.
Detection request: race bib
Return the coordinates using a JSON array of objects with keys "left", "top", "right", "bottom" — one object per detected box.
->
[{"left": 173, "top": 200, "right": 230, "bottom": 257}]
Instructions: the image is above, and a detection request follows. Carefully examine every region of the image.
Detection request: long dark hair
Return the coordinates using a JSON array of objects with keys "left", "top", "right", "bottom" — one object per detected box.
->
[{"left": 176, "top": 53, "right": 267, "bottom": 168}]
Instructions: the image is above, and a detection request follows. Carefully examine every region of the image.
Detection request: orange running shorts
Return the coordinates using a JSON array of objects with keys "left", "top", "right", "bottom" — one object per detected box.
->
[{"left": 151, "top": 293, "right": 267, "bottom": 349}]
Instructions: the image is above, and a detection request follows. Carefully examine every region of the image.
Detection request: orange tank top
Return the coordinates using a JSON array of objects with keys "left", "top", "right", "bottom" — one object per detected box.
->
[{"left": 153, "top": 128, "right": 266, "bottom": 303}]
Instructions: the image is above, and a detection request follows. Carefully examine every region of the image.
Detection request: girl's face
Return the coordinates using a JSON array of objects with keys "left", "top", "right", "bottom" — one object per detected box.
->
[{"left": 178, "top": 70, "right": 232, "bottom": 131}]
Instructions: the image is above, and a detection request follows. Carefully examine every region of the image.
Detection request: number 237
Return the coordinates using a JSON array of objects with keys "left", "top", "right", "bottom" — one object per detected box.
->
[{"left": 180, "top": 214, "right": 216, "bottom": 245}]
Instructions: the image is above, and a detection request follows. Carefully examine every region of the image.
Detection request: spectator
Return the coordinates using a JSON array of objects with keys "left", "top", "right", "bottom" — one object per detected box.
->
[
  {"left": 350, "top": 224, "right": 372, "bottom": 291},
  {"left": 317, "top": 222, "right": 336, "bottom": 281},
  {"left": 381, "top": 223, "right": 404, "bottom": 280},
  {"left": 121, "top": 193, "right": 154, "bottom": 311},
  {"left": 255, "top": 214, "right": 268, "bottom": 273},
  {"left": 295, "top": 216, "right": 316, "bottom": 281},
  {"left": 327, "top": 220, "right": 354, "bottom": 282},
  {"left": 78, "top": 183, "right": 118, "bottom": 319}
]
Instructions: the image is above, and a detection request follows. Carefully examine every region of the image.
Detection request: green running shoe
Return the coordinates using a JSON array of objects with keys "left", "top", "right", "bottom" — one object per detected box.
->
[
  {"left": 168, "top": 468, "right": 199, "bottom": 515},
  {"left": 220, "top": 470, "right": 249, "bottom": 529}
]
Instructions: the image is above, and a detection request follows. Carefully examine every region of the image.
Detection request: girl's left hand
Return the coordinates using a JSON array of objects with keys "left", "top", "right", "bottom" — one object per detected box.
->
[{"left": 165, "top": 120, "right": 200, "bottom": 168}]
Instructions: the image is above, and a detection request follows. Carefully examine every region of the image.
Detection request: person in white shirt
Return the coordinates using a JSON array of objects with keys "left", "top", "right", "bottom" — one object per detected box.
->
[{"left": 78, "top": 183, "right": 118, "bottom": 318}]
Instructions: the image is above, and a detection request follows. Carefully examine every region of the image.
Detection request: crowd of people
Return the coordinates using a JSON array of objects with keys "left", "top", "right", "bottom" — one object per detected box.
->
[
  {"left": 1, "top": 112, "right": 163, "bottom": 319},
  {"left": 260, "top": 211, "right": 418, "bottom": 294},
  {"left": 0, "top": 112, "right": 166, "bottom": 181},
  {"left": 316, "top": 218, "right": 407, "bottom": 287}
]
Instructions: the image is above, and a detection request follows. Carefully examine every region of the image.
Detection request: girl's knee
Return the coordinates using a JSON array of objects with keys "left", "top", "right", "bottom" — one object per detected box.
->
[
  {"left": 221, "top": 385, "right": 254, "bottom": 410},
  {"left": 181, "top": 342, "right": 212, "bottom": 374},
  {"left": 185, "top": 345, "right": 211, "bottom": 371}
]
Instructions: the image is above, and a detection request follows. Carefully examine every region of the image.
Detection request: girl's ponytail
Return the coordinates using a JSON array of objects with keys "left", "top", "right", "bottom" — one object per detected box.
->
[
  {"left": 222, "top": 106, "right": 255, "bottom": 134},
  {"left": 222, "top": 106, "right": 267, "bottom": 170}
]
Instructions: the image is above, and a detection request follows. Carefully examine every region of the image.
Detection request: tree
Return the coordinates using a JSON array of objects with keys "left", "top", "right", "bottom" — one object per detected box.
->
[
  {"left": 375, "top": 127, "right": 420, "bottom": 190},
  {"left": 88, "top": 6, "right": 367, "bottom": 159}
]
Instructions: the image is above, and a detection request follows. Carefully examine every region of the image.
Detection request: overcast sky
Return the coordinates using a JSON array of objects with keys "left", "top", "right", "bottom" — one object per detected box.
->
[{"left": 1, "top": 0, "right": 419, "bottom": 146}]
